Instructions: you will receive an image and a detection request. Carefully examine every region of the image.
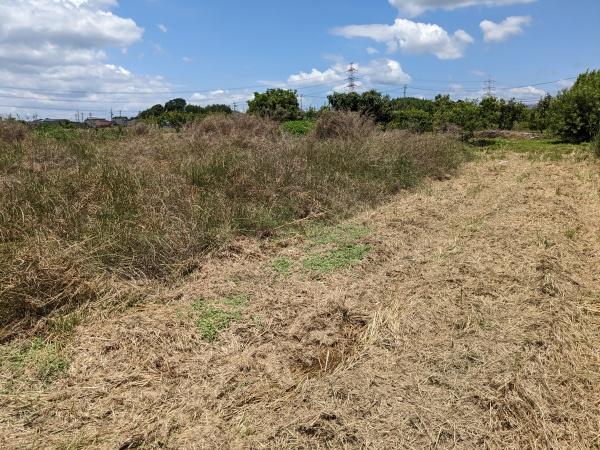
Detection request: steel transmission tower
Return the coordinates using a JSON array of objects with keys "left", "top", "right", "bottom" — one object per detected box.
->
[
  {"left": 484, "top": 79, "right": 496, "bottom": 97},
  {"left": 346, "top": 63, "right": 359, "bottom": 92}
]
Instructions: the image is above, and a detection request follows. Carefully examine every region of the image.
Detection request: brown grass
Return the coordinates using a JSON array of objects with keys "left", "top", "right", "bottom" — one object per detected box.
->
[
  {"left": 1, "top": 149, "right": 597, "bottom": 448},
  {"left": 0, "top": 120, "right": 28, "bottom": 144},
  {"left": 0, "top": 114, "right": 464, "bottom": 339}
]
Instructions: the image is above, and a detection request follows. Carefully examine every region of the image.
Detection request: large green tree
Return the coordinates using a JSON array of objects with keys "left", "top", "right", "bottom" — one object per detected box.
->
[
  {"left": 247, "top": 89, "right": 301, "bottom": 122},
  {"left": 328, "top": 90, "right": 392, "bottom": 123},
  {"left": 549, "top": 70, "right": 600, "bottom": 142}
]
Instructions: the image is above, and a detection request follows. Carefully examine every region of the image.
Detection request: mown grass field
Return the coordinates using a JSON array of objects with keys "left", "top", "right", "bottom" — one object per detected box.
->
[{"left": 0, "top": 120, "right": 598, "bottom": 449}]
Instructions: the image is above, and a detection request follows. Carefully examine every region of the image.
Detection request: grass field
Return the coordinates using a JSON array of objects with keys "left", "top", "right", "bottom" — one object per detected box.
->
[{"left": 1, "top": 123, "right": 598, "bottom": 448}]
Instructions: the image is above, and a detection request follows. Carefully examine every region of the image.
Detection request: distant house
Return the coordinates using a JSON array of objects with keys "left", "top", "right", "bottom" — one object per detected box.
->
[
  {"left": 85, "top": 117, "right": 113, "bottom": 128},
  {"left": 112, "top": 116, "right": 129, "bottom": 126}
]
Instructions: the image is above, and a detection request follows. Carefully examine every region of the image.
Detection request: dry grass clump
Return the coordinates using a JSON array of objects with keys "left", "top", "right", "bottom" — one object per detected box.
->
[
  {"left": 184, "top": 113, "right": 279, "bottom": 141},
  {"left": 0, "top": 119, "right": 465, "bottom": 335},
  {"left": 313, "top": 110, "right": 377, "bottom": 140},
  {"left": 0, "top": 121, "right": 28, "bottom": 144}
]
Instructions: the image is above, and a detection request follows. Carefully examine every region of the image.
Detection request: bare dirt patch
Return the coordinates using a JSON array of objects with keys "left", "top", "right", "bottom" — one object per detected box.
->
[{"left": 1, "top": 152, "right": 599, "bottom": 449}]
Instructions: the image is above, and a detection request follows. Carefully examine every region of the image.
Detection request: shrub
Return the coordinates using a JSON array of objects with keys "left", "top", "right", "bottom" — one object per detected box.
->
[
  {"left": 328, "top": 90, "right": 392, "bottom": 124},
  {"left": 281, "top": 120, "right": 315, "bottom": 136},
  {"left": 313, "top": 111, "right": 376, "bottom": 140},
  {"left": 388, "top": 109, "right": 433, "bottom": 133},
  {"left": 247, "top": 89, "right": 301, "bottom": 122}
]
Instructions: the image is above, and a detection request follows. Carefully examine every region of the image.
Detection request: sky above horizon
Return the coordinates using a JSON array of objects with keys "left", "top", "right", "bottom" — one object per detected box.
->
[{"left": 0, "top": 0, "right": 598, "bottom": 119}]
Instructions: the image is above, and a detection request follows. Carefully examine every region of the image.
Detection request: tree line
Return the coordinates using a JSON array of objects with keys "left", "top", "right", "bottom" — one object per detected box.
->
[{"left": 138, "top": 70, "right": 599, "bottom": 143}]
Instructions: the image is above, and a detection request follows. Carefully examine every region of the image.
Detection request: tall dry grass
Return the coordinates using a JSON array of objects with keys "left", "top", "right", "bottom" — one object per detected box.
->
[{"left": 0, "top": 114, "right": 465, "bottom": 338}]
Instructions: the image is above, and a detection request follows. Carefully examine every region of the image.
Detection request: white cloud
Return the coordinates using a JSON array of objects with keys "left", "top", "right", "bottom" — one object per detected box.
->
[
  {"left": 189, "top": 90, "right": 253, "bottom": 109},
  {"left": 182, "top": 56, "right": 193, "bottom": 64},
  {"left": 284, "top": 59, "right": 411, "bottom": 91},
  {"left": 557, "top": 79, "right": 575, "bottom": 89},
  {"left": 366, "top": 47, "right": 380, "bottom": 55},
  {"left": 0, "top": 0, "right": 170, "bottom": 119},
  {"left": 158, "top": 24, "right": 168, "bottom": 33},
  {"left": 333, "top": 18, "right": 473, "bottom": 60},
  {"left": 287, "top": 68, "right": 344, "bottom": 87},
  {"left": 389, "top": 0, "right": 536, "bottom": 17},
  {"left": 361, "top": 59, "right": 411, "bottom": 85},
  {"left": 480, "top": 16, "right": 531, "bottom": 42},
  {"left": 509, "top": 85, "right": 546, "bottom": 97}
]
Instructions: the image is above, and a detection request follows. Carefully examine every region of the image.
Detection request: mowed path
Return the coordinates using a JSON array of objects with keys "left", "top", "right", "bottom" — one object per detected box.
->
[{"left": 2, "top": 152, "right": 599, "bottom": 449}]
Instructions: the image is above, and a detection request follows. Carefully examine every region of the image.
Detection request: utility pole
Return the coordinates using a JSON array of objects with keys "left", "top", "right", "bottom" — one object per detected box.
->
[
  {"left": 346, "top": 62, "right": 358, "bottom": 92},
  {"left": 403, "top": 84, "right": 407, "bottom": 98},
  {"left": 484, "top": 79, "right": 496, "bottom": 98}
]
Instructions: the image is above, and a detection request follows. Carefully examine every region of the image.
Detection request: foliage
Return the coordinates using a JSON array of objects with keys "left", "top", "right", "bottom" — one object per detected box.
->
[
  {"left": 388, "top": 108, "right": 433, "bottom": 133},
  {"left": 281, "top": 120, "right": 315, "bottom": 135},
  {"left": 138, "top": 99, "right": 233, "bottom": 129},
  {"left": 328, "top": 90, "right": 392, "bottom": 123},
  {"left": 247, "top": 89, "right": 301, "bottom": 122},
  {"left": 549, "top": 70, "right": 600, "bottom": 142},
  {"left": 164, "top": 98, "right": 187, "bottom": 112}
]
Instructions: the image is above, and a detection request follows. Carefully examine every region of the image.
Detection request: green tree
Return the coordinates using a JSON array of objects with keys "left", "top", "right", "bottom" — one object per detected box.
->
[
  {"left": 549, "top": 70, "right": 600, "bottom": 142},
  {"left": 479, "top": 96, "right": 501, "bottom": 129},
  {"left": 247, "top": 89, "right": 301, "bottom": 122},
  {"left": 498, "top": 99, "right": 527, "bottom": 130},
  {"left": 328, "top": 90, "right": 392, "bottom": 123},
  {"left": 529, "top": 94, "right": 553, "bottom": 133},
  {"left": 138, "top": 104, "right": 164, "bottom": 119},
  {"left": 388, "top": 109, "right": 433, "bottom": 133},
  {"left": 164, "top": 98, "right": 187, "bottom": 112}
]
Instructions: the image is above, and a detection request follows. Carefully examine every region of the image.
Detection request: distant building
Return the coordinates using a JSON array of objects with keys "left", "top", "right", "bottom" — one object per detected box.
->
[
  {"left": 112, "top": 116, "right": 129, "bottom": 126},
  {"left": 30, "top": 118, "right": 66, "bottom": 126},
  {"left": 85, "top": 117, "right": 113, "bottom": 128}
]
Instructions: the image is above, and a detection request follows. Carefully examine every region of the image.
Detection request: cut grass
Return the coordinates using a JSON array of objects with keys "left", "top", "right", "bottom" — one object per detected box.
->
[
  {"left": 1, "top": 338, "right": 68, "bottom": 383},
  {"left": 191, "top": 295, "right": 248, "bottom": 341},
  {"left": 476, "top": 138, "right": 591, "bottom": 161},
  {"left": 303, "top": 244, "right": 372, "bottom": 273},
  {"left": 272, "top": 257, "right": 294, "bottom": 276},
  {"left": 306, "top": 223, "right": 369, "bottom": 246}
]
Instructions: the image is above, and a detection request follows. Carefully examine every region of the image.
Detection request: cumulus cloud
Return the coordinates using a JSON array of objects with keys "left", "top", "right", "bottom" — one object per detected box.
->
[
  {"left": 284, "top": 59, "right": 411, "bottom": 92},
  {"left": 158, "top": 24, "right": 168, "bottom": 33},
  {"left": 389, "top": 0, "right": 536, "bottom": 17},
  {"left": 333, "top": 18, "right": 473, "bottom": 60},
  {"left": 480, "top": 16, "right": 531, "bottom": 42},
  {"left": 189, "top": 90, "right": 253, "bottom": 109},
  {"left": 509, "top": 85, "right": 546, "bottom": 98},
  {"left": 0, "top": 0, "right": 170, "bottom": 118},
  {"left": 366, "top": 47, "right": 380, "bottom": 54},
  {"left": 287, "top": 68, "right": 345, "bottom": 87}
]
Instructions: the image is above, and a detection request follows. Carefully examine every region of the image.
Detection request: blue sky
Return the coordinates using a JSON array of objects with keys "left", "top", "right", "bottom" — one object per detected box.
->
[{"left": 0, "top": 0, "right": 598, "bottom": 118}]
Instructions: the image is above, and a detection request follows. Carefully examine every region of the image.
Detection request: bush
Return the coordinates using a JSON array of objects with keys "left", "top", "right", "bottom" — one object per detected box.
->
[
  {"left": 281, "top": 120, "right": 315, "bottom": 136},
  {"left": 549, "top": 70, "right": 600, "bottom": 143},
  {"left": 388, "top": 109, "right": 433, "bottom": 133},
  {"left": 328, "top": 90, "right": 392, "bottom": 124},
  {"left": 247, "top": 89, "right": 301, "bottom": 122},
  {"left": 313, "top": 111, "right": 376, "bottom": 140}
]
